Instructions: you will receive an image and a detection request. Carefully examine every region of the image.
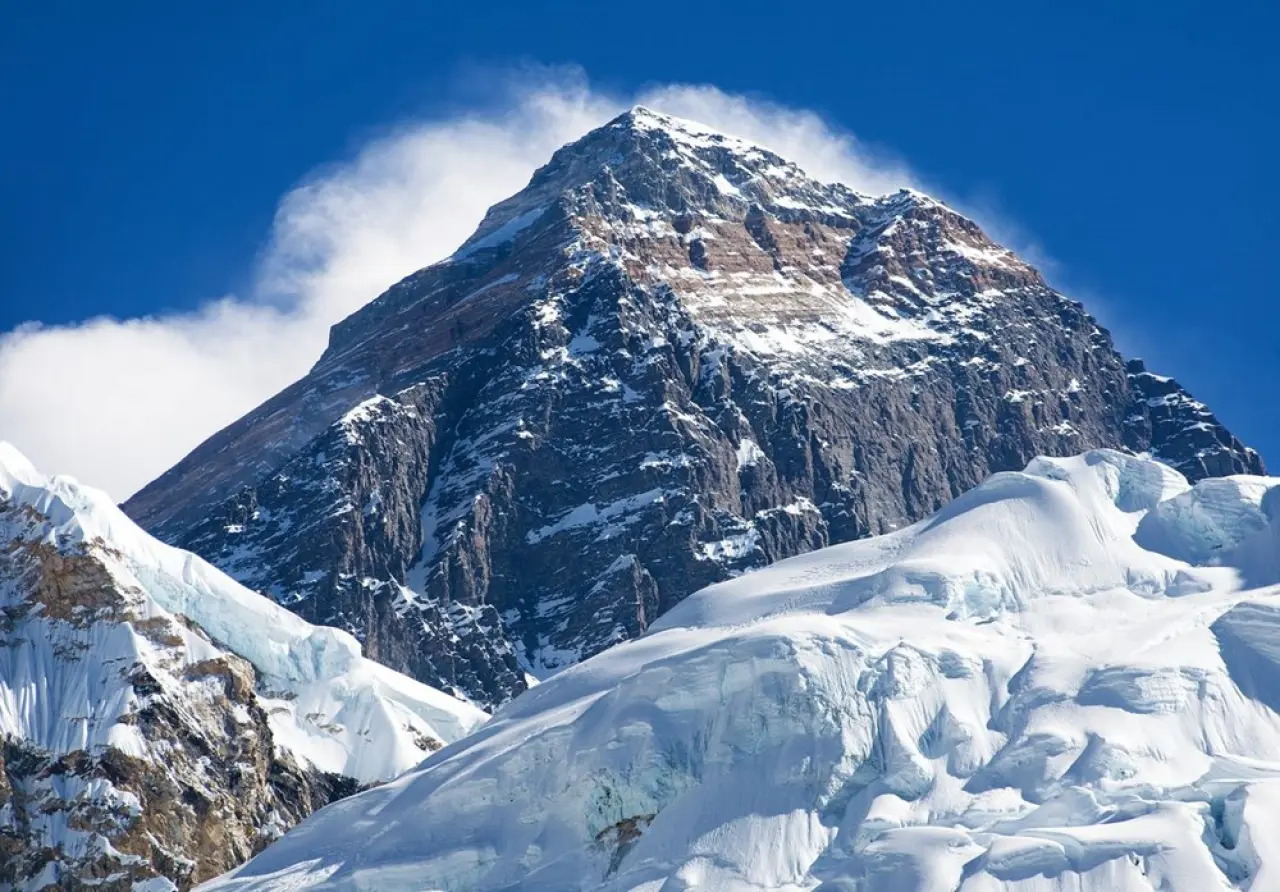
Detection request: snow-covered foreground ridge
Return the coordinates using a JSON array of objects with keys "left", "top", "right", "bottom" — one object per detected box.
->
[
  {"left": 0, "top": 441, "right": 486, "bottom": 785},
  {"left": 207, "top": 449, "right": 1280, "bottom": 892}
]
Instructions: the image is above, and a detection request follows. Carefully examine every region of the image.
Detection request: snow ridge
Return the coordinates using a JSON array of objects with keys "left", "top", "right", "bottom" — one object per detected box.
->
[
  {"left": 205, "top": 450, "right": 1280, "bottom": 892},
  {"left": 0, "top": 441, "right": 485, "bottom": 784}
]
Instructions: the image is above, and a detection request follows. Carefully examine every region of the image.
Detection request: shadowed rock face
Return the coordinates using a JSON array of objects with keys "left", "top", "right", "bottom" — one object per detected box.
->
[{"left": 125, "top": 108, "right": 1264, "bottom": 707}]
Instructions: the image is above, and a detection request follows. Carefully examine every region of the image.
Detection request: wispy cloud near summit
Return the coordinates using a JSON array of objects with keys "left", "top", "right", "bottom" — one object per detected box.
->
[{"left": 1, "top": 70, "right": 920, "bottom": 500}]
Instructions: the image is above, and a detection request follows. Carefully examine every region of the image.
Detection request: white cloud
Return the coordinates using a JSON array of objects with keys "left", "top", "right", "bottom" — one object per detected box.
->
[{"left": 0, "top": 71, "right": 923, "bottom": 501}]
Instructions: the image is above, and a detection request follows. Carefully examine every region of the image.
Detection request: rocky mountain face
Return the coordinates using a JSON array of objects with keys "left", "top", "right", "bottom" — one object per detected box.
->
[
  {"left": 0, "top": 445, "right": 485, "bottom": 891},
  {"left": 124, "top": 108, "right": 1264, "bottom": 708}
]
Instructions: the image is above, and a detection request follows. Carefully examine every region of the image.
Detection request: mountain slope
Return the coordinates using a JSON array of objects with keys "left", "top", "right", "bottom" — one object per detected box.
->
[
  {"left": 0, "top": 444, "right": 485, "bottom": 891},
  {"left": 124, "top": 108, "right": 1263, "bottom": 706},
  {"left": 203, "top": 449, "right": 1280, "bottom": 892}
]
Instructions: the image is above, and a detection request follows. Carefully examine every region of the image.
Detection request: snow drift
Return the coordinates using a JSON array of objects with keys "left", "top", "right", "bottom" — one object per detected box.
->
[{"left": 205, "top": 449, "right": 1280, "bottom": 891}]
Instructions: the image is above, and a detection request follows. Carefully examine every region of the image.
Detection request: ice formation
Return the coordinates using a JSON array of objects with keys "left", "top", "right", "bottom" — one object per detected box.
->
[{"left": 203, "top": 450, "right": 1280, "bottom": 890}]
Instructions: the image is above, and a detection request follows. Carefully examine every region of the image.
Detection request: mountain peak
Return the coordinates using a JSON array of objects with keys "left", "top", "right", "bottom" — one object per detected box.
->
[
  {"left": 125, "top": 104, "right": 1263, "bottom": 721},
  {"left": 611, "top": 104, "right": 744, "bottom": 146},
  {"left": 448, "top": 107, "right": 867, "bottom": 265},
  {"left": 612, "top": 103, "right": 672, "bottom": 127}
]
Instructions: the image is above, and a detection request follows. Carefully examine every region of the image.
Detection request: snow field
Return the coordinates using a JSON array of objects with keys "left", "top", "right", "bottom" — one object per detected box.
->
[{"left": 203, "top": 450, "right": 1280, "bottom": 890}]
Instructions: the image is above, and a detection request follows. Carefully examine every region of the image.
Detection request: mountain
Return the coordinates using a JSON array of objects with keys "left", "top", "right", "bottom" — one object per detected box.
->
[
  {"left": 0, "top": 444, "right": 485, "bottom": 891},
  {"left": 123, "top": 107, "right": 1263, "bottom": 708},
  {"left": 200, "top": 449, "right": 1280, "bottom": 892}
]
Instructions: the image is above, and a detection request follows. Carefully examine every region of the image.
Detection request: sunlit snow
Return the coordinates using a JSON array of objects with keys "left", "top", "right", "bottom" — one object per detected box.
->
[
  {"left": 0, "top": 442, "right": 486, "bottom": 786},
  {"left": 204, "top": 449, "right": 1280, "bottom": 891}
]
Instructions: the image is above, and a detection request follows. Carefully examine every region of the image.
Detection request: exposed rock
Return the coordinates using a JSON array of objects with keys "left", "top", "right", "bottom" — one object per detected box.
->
[
  {"left": 125, "top": 108, "right": 1264, "bottom": 706},
  {"left": 1125, "top": 358, "right": 1263, "bottom": 480},
  {"left": 0, "top": 508, "right": 352, "bottom": 890},
  {"left": 0, "top": 446, "right": 486, "bottom": 889}
]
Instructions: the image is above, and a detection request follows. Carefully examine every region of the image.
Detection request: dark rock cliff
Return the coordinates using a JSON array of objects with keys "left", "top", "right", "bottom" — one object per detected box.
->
[{"left": 127, "top": 108, "right": 1264, "bottom": 707}]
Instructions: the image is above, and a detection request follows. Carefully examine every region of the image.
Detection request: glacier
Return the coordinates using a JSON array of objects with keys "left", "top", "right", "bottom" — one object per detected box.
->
[
  {"left": 0, "top": 441, "right": 486, "bottom": 786},
  {"left": 202, "top": 449, "right": 1280, "bottom": 891}
]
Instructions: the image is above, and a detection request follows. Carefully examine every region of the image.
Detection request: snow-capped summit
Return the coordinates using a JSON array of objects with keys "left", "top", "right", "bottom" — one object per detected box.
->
[
  {"left": 204, "top": 450, "right": 1280, "bottom": 891},
  {"left": 123, "top": 110, "right": 1263, "bottom": 711},
  {"left": 0, "top": 444, "right": 485, "bottom": 890},
  {"left": 446, "top": 104, "right": 867, "bottom": 263}
]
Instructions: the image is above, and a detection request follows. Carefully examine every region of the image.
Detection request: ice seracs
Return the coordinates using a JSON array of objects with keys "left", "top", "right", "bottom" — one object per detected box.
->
[{"left": 205, "top": 450, "right": 1280, "bottom": 891}]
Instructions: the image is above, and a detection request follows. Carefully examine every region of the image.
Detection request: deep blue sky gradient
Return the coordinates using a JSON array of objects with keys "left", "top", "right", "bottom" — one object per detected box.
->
[{"left": 3, "top": 1, "right": 1277, "bottom": 460}]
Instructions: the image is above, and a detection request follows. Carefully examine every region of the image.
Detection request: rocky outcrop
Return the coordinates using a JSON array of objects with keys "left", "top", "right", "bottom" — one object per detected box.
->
[
  {"left": 0, "top": 690, "right": 358, "bottom": 892},
  {"left": 0, "top": 506, "right": 351, "bottom": 890},
  {"left": 126, "top": 108, "right": 1265, "bottom": 707},
  {"left": 173, "top": 385, "right": 527, "bottom": 707},
  {"left": 0, "top": 445, "right": 486, "bottom": 889},
  {"left": 1125, "top": 358, "right": 1263, "bottom": 480}
]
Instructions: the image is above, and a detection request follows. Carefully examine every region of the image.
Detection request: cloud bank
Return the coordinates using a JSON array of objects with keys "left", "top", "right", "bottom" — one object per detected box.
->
[{"left": 0, "top": 73, "right": 917, "bottom": 501}]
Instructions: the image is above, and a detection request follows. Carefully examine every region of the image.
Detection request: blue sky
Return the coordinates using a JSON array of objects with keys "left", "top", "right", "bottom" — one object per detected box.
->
[{"left": 1, "top": 1, "right": 1276, "bottom": 495}]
